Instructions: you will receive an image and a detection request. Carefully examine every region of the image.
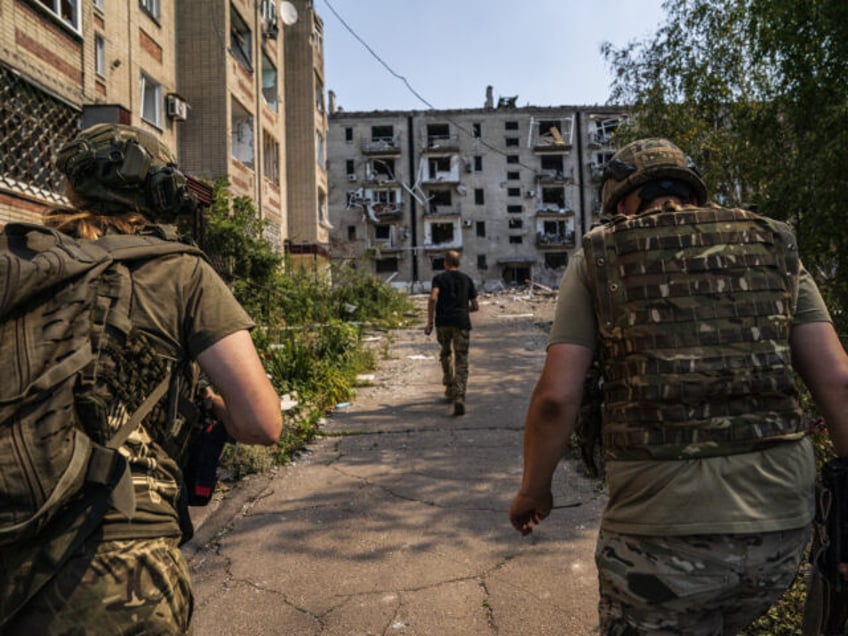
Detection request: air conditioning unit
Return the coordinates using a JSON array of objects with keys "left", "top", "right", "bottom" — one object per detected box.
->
[
  {"left": 347, "top": 174, "right": 357, "bottom": 182},
  {"left": 462, "top": 219, "right": 474, "bottom": 228},
  {"left": 166, "top": 94, "right": 188, "bottom": 121}
]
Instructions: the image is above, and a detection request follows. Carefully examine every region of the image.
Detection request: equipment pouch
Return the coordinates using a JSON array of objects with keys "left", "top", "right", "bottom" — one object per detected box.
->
[{"left": 819, "top": 457, "right": 848, "bottom": 590}]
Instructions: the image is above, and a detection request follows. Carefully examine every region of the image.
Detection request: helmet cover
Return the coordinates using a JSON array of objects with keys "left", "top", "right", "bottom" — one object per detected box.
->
[
  {"left": 599, "top": 138, "right": 707, "bottom": 219},
  {"left": 56, "top": 123, "right": 196, "bottom": 222}
]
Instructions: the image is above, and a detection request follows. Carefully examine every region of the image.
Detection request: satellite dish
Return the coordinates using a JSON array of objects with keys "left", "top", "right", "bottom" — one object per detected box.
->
[{"left": 280, "top": 1, "right": 298, "bottom": 26}]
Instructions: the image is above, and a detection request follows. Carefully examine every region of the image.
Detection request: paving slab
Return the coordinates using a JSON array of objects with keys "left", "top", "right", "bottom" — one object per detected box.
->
[{"left": 187, "top": 294, "right": 605, "bottom": 635}]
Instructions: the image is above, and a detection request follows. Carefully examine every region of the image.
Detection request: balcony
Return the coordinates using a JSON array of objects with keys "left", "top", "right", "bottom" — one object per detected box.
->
[
  {"left": 367, "top": 202, "right": 404, "bottom": 221},
  {"left": 536, "top": 202, "right": 573, "bottom": 215},
  {"left": 425, "top": 202, "right": 462, "bottom": 217},
  {"left": 535, "top": 170, "right": 570, "bottom": 185},
  {"left": 536, "top": 231, "right": 575, "bottom": 248},
  {"left": 362, "top": 135, "right": 401, "bottom": 155},
  {"left": 532, "top": 119, "right": 574, "bottom": 152},
  {"left": 421, "top": 133, "right": 461, "bottom": 152}
]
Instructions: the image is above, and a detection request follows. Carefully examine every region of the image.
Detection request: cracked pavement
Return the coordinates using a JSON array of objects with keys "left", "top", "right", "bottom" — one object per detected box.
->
[{"left": 186, "top": 292, "right": 606, "bottom": 635}]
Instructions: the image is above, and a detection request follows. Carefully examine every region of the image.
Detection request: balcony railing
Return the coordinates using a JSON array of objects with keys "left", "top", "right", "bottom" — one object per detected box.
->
[
  {"left": 422, "top": 134, "right": 460, "bottom": 152},
  {"left": 536, "top": 232, "right": 576, "bottom": 248},
  {"left": 362, "top": 136, "right": 401, "bottom": 155}
]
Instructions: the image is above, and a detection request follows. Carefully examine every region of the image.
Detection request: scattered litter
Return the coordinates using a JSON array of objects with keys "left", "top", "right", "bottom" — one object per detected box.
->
[
  {"left": 407, "top": 354, "right": 432, "bottom": 360},
  {"left": 280, "top": 394, "right": 298, "bottom": 411},
  {"left": 497, "top": 313, "right": 534, "bottom": 319},
  {"left": 335, "top": 402, "right": 351, "bottom": 409}
]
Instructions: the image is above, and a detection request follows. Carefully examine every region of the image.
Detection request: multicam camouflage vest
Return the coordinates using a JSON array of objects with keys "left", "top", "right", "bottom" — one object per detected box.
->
[{"left": 582, "top": 204, "right": 805, "bottom": 461}]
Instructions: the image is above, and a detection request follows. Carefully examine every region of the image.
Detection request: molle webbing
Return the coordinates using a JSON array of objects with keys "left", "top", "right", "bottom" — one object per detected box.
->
[{"left": 583, "top": 205, "right": 804, "bottom": 460}]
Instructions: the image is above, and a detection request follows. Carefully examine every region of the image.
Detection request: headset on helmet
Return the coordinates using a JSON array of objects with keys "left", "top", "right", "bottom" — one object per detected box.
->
[
  {"left": 599, "top": 138, "right": 707, "bottom": 219},
  {"left": 56, "top": 123, "right": 197, "bottom": 223}
]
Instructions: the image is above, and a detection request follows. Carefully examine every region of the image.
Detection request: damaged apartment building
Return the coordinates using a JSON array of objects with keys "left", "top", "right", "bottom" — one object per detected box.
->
[{"left": 326, "top": 88, "right": 625, "bottom": 290}]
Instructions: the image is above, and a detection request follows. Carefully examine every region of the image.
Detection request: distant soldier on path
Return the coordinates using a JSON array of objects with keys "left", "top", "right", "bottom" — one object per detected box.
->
[{"left": 424, "top": 250, "right": 479, "bottom": 416}]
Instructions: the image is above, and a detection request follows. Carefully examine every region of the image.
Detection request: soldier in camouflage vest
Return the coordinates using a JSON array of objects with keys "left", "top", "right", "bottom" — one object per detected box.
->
[
  {"left": 2, "top": 124, "right": 283, "bottom": 634},
  {"left": 509, "top": 138, "right": 848, "bottom": 634}
]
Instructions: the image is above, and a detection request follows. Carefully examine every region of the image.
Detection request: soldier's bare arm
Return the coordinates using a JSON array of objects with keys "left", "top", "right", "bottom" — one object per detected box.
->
[
  {"left": 197, "top": 330, "right": 283, "bottom": 445},
  {"left": 510, "top": 342, "right": 594, "bottom": 534},
  {"left": 790, "top": 321, "right": 848, "bottom": 456}
]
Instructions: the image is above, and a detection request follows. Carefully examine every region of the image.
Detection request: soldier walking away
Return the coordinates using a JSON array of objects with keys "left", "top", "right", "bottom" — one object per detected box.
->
[
  {"left": 424, "top": 249, "right": 479, "bottom": 416},
  {"left": 508, "top": 138, "right": 848, "bottom": 634},
  {"left": 0, "top": 124, "right": 283, "bottom": 634}
]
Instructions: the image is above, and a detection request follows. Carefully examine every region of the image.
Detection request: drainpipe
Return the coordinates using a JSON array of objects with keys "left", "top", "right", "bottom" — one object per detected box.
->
[
  {"left": 407, "top": 114, "right": 419, "bottom": 285},
  {"left": 574, "top": 111, "right": 586, "bottom": 237},
  {"left": 254, "top": 1, "right": 264, "bottom": 215}
]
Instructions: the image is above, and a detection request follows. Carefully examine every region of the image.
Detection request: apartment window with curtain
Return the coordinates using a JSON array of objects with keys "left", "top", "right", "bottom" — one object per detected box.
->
[
  {"left": 94, "top": 34, "right": 106, "bottom": 78},
  {"left": 140, "top": 73, "right": 161, "bottom": 126}
]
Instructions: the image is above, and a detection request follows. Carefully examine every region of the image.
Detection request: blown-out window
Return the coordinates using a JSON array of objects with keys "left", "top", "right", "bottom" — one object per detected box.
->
[{"left": 230, "top": 5, "right": 252, "bottom": 71}]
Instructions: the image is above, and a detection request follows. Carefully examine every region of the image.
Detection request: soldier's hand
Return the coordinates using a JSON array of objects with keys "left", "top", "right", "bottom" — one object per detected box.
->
[
  {"left": 509, "top": 491, "right": 553, "bottom": 535},
  {"left": 424, "top": 323, "right": 433, "bottom": 336}
]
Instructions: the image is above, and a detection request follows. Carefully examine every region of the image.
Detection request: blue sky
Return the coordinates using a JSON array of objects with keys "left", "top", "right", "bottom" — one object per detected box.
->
[{"left": 317, "top": 0, "right": 667, "bottom": 112}]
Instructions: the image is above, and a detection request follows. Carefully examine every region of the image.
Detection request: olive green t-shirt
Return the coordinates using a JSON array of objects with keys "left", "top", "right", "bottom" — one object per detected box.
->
[
  {"left": 102, "top": 252, "right": 255, "bottom": 540},
  {"left": 549, "top": 248, "right": 831, "bottom": 535}
]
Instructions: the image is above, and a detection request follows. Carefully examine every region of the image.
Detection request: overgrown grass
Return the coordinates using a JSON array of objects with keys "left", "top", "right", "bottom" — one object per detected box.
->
[{"left": 200, "top": 178, "right": 416, "bottom": 478}]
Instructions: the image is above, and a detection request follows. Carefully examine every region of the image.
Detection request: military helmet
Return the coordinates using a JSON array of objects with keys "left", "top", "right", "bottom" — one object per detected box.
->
[
  {"left": 56, "top": 123, "right": 197, "bottom": 222},
  {"left": 599, "top": 138, "right": 707, "bottom": 218}
]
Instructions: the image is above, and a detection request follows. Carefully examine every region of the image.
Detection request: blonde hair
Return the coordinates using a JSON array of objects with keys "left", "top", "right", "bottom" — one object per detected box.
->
[{"left": 45, "top": 190, "right": 149, "bottom": 239}]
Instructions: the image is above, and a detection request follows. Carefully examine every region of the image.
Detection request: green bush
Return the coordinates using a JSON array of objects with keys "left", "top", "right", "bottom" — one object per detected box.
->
[{"left": 200, "top": 180, "right": 405, "bottom": 475}]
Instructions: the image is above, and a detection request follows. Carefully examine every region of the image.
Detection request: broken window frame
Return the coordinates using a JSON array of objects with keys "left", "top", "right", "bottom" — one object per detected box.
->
[
  {"left": 230, "top": 5, "right": 253, "bottom": 72},
  {"left": 261, "top": 52, "right": 278, "bottom": 111},
  {"left": 230, "top": 98, "right": 254, "bottom": 167}
]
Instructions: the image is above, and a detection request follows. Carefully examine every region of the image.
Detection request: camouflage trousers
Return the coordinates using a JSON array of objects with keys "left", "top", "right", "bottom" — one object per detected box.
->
[
  {"left": 595, "top": 526, "right": 810, "bottom": 635},
  {"left": 5, "top": 535, "right": 193, "bottom": 635},
  {"left": 436, "top": 326, "right": 470, "bottom": 400}
]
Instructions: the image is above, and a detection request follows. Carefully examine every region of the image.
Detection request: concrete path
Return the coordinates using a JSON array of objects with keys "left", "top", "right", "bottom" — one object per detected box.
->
[{"left": 185, "top": 294, "right": 606, "bottom": 635}]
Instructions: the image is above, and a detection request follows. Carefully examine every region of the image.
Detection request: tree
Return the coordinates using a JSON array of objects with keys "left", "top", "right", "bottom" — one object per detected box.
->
[{"left": 603, "top": 0, "right": 848, "bottom": 332}]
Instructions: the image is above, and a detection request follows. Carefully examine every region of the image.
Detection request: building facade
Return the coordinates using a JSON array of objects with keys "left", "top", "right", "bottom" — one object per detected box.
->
[
  {"left": 326, "top": 90, "right": 625, "bottom": 290},
  {"left": 1, "top": 0, "right": 185, "bottom": 224},
  {"left": 1, "top": 0, "right": 328, "bottom": 267}
]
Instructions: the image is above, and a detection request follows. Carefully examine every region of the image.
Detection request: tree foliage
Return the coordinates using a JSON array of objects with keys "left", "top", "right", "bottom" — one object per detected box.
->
[{"left": 603, "top": 0, "right": 848, "bottom": 332}]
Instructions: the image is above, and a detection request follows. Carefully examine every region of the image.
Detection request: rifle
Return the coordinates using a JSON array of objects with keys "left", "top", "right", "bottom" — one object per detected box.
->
[{"left": 802, "top": 457, "right": 848, "bottom": 635}]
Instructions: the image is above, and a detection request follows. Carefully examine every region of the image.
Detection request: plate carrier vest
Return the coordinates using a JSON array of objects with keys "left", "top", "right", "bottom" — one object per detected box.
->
[{"left": 583, "top": 204, "right": 805, "bottom": 460}]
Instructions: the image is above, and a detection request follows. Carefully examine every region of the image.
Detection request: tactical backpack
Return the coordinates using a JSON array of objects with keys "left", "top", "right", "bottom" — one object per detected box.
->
[{"left": 0, "top": 222, "right": 203, "bottom": 622}]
